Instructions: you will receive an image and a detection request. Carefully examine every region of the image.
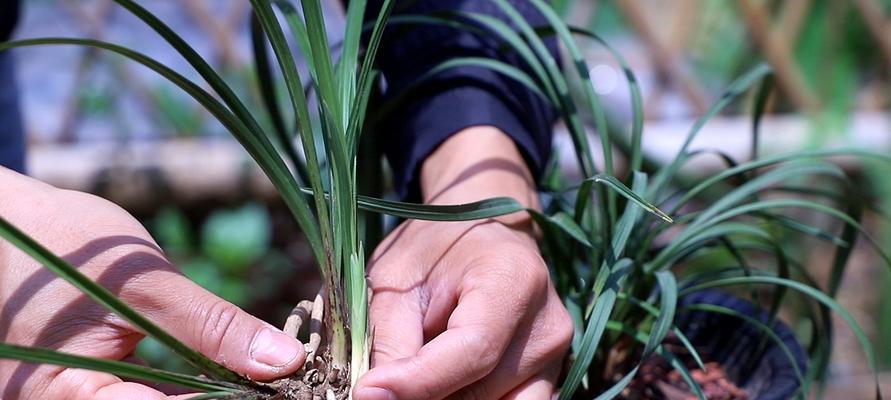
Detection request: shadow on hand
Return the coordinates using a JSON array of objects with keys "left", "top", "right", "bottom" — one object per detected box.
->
[{"left": 1, "top": 235, "right": 175, "bottom": 398}]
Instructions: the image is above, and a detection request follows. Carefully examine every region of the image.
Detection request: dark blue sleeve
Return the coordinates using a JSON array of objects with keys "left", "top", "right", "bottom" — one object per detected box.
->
[
  {"left": 0, "top": 2, "right": 25, "bottom": 174},
  {"left": 0, "top": 52, "right": 25, "bottom": 174},
  {"left": 0, "top": 0, "right": 19, "bottom": 42},
  {"left": 369, "top": 0, "right": 558, "bottom": 200}
]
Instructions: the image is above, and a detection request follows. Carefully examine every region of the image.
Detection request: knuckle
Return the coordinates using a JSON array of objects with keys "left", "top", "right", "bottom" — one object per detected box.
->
[
  {"left": 508, "top": 249, "right": 549, "bottom": 294},
  {"left": 195, "top": 299, "right": 240, "bottom": 360},
  {"left": 460, "top": 331, "right": 502, "bottom": 378},
  {"left": 552, "top": 306, "right": 575, "bottom": 352}
]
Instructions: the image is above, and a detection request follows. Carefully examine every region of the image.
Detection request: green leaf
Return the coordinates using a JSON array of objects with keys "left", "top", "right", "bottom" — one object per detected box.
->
[
  {"left": 347, "top": 0, "right": 394, "bottom": 150},
  {"left": 664, "top": 198, "right": 891, "bottom": 272},
  {"left": 420, "top": 57, "right": 552, "bottom": 103},
  {"left": 586, "top": 174, "right": 673, "bottom": 223},
  {"left": 249, "top": 12, "right": 309, "bottom": 185},
  {"left": 374, "top": 57, "right": 555, "bottom": 127},
  {"left": 298, "top": 0, "right": 343, "bottom": 132},
  {"left": 530, "top": 211, "right": 593, "bottom": 248},
  {"left": 671, "top": 149, "right": 891, "bottom": 214},
  {"left": 650, "top": 222, "right": 774, "bottom": 272},
  {"left": 530, "top": 0, "right": 615, "bottom": 195},
  {"left": 829, "top": 196, "right": 862, "bottom": 296},
  {"left": 270, "top": 1, "right": 314, "bottom": 68},
  {"left": 592, "top": 366, "right": 639, "bottom": 400},
  {"left": 0, "top": 343, "right": 237, "bottom": 392},
  {"left": 559, "top": 26, "right": 644, "bottom": 171},
  {"left": 112, "top": 0, "right": 313, "bottom": 192},
  {"left": 489, "top": 0, "right": 596, "bottom": 179},
  {"left": 616, "top": 293, "right": 706, "bottom": 371},
  {"left": 750, "top": 74, "right": 774, "bottom": 162},
  {"left": 659, "top": 349, "right": 707, "bottom": 400},
  {"left": 340, "top": 0, "right": 367, "bottom": 120},
  {"left": 603, "top": 321, "right": 706, "bottom": 400},
  {"left": 455, "top": 12, "right": 558, "bottom": 102},
  {"left": 356, "top": 195, "right": 524, "bottom": 221},
  {"left": 644, "top": 271, "right": 677, "bottom": 357},
  {"left": 0, "top": 216, "right": 251, "bottom": 385},
  {"left": 649, "top": 64, "right": 772, "bottom": 198},
  {"left": 0, "top": 37, "right": 325, "bottom": 273},
  {"left": 558, "top": 258, "right": 632, "bottom": 400},
  {"left": 251, "top": 0, "right": 336, "bottom": 280}
]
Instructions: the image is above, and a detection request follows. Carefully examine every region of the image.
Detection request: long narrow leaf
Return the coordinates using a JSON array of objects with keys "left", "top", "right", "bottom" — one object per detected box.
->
[
  {"left": 649, "top": 64, "right": 772, "bottom": 198},
  {"left": 347, "top": 0, "right": 394, "bottom": 150},
  {"left": 249, "top": 12, "right": 309, "bottom": 185},
  {"left": 299, "top": 0, "right": 343, "bottom": 131},
  {"left": 560, "top": 26, "right": 644, "bottom": 171},
  {"left": 589, "top": 174, "right": 673, "bottom": 223},
  {"left": 489, "top": 0, "right": 596, "bottom": 178},
  {"left": 529, "top": 0, "right": 616, "bottom": 219},
  {"left": 357, "top": 195, "right": 524, "bottom": 221},
  {"left": 0, "top": 216, "right": 251, "bottom": 386},
  {"left": 0, "top": 38, "right": 325, "bottom": 269},
  {"left": 251, "top": 1, "right": 338, "bottom": 284},
  {"left": 558, "top": 258, "right": 633, "bottom": 399},
  {"left": 0, "top": 343, "right": 238, "bottom": 392},
  {"left": 644, "top": 271, "right": 678, "bottom": 356}
]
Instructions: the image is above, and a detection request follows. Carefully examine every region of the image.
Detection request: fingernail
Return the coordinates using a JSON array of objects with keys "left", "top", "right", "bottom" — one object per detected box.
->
[
  {"left": 355, "top": 387, "right": 396, "bottom": 400},
  {"left": 250, "top": 328, "right": 302, "bottom": 367}
]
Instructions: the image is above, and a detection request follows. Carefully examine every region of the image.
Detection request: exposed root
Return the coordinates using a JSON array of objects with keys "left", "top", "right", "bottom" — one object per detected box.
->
[
  {"left": 307, "top": 292, "right": 324, "bottom": 365},
  {"left": 270, "top": 291, "right": 348, "bottom": 400},
  {"left": 284, "top": 300, "right": 314, "bottom": 338}
]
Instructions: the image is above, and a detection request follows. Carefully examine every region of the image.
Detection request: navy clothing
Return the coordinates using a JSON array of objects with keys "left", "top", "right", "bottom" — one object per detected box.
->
[
  {"left": 1, "top": 0, "right": 25, "bottom": 173},
  {"left": 0, "top": 1, "right": 19, "bottom": 42},
  {"left": 0, "top": 1, "right": 557, "bottom": 188},
  {"left": 0, "top": 48, "right": 25, "bottom": 173},
  {"left": 368, "top": 0, "right": 558, "bottom": 200}
]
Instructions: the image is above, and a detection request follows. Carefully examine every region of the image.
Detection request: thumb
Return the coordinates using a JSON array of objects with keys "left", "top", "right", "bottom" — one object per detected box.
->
[{"left": 126, "top": 272, "right": 305, "bottom": 381}]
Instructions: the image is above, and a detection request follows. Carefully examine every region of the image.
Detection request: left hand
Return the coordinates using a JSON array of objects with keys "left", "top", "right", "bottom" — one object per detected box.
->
[
  {"left": 353, "top": 127, "right": 574, "bottom": 400},
  {"left": 0, "top": 168, "right": 306, "bottom": 399}
]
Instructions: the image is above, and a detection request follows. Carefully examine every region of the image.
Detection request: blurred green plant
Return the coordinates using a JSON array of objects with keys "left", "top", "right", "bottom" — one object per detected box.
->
[{"left": 200, "top": 202, "right": 271, "bottom": 273}]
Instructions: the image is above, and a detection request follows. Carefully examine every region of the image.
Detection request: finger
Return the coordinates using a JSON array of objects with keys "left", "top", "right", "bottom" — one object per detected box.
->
[
  {"left": 94, "top": 382, "right": 171, "bottom": 400},
  {"left": 451, "top": 290, "right": 572, "bottom": 399},
  {"left": 367, "top": 281, "right": 425, "bottom": 366},
  {"left": 355, "top": 278, "right": 528, "bottom": 400},
  {"left": 448, "top": 338, "right": 559, "bottom": 400},
  {"left": 43, "top": 368, "right": 167, "bottom": 400},
  {"left": 121, "top": 270, "right": 305, "bottom": 381},
  {"left": 498, "top": 373, "right": 555, "bottom": 400}
]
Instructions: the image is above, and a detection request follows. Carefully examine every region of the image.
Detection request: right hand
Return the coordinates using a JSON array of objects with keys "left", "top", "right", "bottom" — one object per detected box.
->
[{"left": 0, "top": 167, "right": 306, "bottom": 399}]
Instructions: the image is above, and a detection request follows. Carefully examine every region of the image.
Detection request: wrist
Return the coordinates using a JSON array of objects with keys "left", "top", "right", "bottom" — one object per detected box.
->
[{"left": 419, "top": 126, "right": 540, "bottom": 233}]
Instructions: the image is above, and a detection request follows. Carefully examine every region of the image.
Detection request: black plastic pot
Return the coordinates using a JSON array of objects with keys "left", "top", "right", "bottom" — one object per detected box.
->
[{"left": 675, "top": 289, "right": 809, "bottom": 400}]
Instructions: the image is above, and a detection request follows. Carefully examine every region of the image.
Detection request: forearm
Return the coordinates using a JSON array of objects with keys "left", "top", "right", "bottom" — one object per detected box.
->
[{"left": 419, "top": 126, "right": 540, "bottom": 235}]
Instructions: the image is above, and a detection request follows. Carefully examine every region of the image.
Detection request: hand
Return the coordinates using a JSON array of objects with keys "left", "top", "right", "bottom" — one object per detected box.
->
[
  {"left": 0, "top": 168, "right": 306, "bottom": 399},
  {"left": 354, "top": 127, "right": 573, "bottom": 400}
]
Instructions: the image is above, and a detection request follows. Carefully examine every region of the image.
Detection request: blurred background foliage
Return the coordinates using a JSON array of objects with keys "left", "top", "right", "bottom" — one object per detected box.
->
[{"left": 10, "top": 0, "right": 891, "bottom": 393}]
